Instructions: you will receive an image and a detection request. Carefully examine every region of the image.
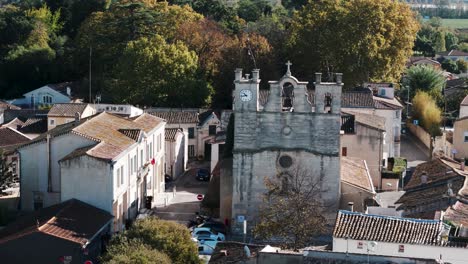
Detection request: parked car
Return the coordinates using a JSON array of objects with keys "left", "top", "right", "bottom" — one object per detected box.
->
[
  {"left": 192, "top": 236, "right": 218, "bottom": 255},
  {"left": 196, "top": 221, "right": 226, "bottom": 234},
  {"left": 196, "top": 168, "right": 210, "bottom": 181},
  {"left": 192, "top": 227, "right": 225, "bottom": 241}
]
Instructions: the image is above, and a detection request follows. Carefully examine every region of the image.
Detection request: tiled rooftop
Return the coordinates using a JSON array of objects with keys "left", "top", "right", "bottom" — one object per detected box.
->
[
  {"left": 165, "top": 128, "right": 181, "bottom": 141},
  {"left": 343, "top": 111, "right": 385, "bottom": 131},
  {"left": 373, "top": 96, "right": 403, "bottom": 110},
  {"left": 0, "top": 199, "right": 112, "bottom": 246},
  {"left": 0, "top": 100, "right": 20, "bottom": 110},
  {"left": 148, "top": 111, "right": 198, "bottom": 124},
  {"left": 0, "top": 127, "right": 30, "bottom": 148},
  {"left": 333, "top": 210, "right": 449, "bottom": 245},
  {"left": 341, "top": 157, "right": 374, "bottom": 193},
  {"left": 47, "top": 103, "right": 89, "bottom": 117}
]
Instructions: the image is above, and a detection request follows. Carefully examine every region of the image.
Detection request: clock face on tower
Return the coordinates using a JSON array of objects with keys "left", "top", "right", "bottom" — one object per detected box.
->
[{"left": 240, "top": 89, "right": 252, "bottom": 102}]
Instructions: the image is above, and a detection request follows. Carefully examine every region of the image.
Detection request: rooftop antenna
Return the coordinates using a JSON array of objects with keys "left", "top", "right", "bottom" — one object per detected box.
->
[
  {"left": 89, "top": 46, "right": 92, "bottom": 103},
  {"left": 246, "top": 37, "right": 257, "bottom": 69}
]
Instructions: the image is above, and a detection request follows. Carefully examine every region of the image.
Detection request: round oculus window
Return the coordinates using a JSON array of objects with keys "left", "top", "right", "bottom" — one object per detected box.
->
[{"left": 279, "top": 155, "right": 293, "bottom": 168}]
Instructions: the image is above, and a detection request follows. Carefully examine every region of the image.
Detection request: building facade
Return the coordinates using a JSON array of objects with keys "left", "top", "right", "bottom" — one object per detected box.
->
[{"left": 230, "top": 65, "right": 342, "bottom": 234}]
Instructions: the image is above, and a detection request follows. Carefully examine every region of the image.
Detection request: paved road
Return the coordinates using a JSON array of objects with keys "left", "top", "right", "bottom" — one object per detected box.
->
[
  {"left": 154, "top": 162, "right": 210, "bottom": 225},
  {"left": 400, "top": 132, "right": 430, "bottom": 170}
]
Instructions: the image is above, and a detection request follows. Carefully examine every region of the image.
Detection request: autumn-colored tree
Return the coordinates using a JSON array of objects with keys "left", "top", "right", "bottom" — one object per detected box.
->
[
  {"left": 412, "top": 91, "right": 442, "bottom": 158},
  {"left": 288, "top": 0, "right": 419, "bottom": 86},
  {"left": 253, "top": 166, "right": 328, "bottom": 250}
]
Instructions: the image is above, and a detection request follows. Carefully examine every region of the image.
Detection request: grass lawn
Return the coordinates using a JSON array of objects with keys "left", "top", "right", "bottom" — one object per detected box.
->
[{"left": 424, "top": 19, "right": 468, "bottom": 29}]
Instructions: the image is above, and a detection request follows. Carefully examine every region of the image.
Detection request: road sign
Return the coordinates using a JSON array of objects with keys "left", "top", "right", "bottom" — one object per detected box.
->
[{"left": 197, "top": 194, "right": 204, "bottom": 201}]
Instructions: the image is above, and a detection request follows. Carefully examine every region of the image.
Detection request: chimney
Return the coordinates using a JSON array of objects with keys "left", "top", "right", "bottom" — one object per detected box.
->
[
  {"left": 235, "top": 68, "right": 243, "bottom": 82},
  {"left": 347, "top": 202, "right": 354, "bottom": 212},
  {"left": 461, "top": 160, "right": 466, "bottom": 171},
  {"left": 315, "top": 73, "right": 322, "bottom": 84},
  {"left": 336, "top": 73, "right": 343, "bottom": 84},
  {"left": 66, "top": 86, "right": 71, "bottom": 97},
  {"left": 252, "top": 69, "right": 260, "bottom": 81},
  {"left": 74, "top": 112, "right": 81, "bottom": 125},
  {"left": 421, "top": 172, "right": 428, "bottom": 184}
]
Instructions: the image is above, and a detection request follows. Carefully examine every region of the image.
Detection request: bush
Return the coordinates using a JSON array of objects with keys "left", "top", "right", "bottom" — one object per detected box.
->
[
  {"left": 125, "top": 217, "right": 201, "bottom": 264},
  {"left": 412, "top": 91, "right": 442, "bottom": 137},
  {"left": 101, "top": 236, "right": 171, "bottom": 264}
]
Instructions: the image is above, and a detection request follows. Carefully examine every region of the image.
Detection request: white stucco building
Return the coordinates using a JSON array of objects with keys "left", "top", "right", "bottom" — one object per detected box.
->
[
  {"left": 18, "top": 112, "right": 166, "bottom": 232},
  {"left": 164, "top": 128, "right": 187, "bottom": 180},
  {"left": 9, "top": 83, "right": 78, "bottom": 109},
  {"left": 333, "top": 210, "right": 468, "bottom": 264}
]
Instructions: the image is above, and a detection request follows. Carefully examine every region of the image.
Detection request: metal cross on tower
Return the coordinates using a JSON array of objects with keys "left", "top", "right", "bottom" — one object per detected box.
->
[{"left": 285, "top": 61, "right": 292, "bottom": 77}]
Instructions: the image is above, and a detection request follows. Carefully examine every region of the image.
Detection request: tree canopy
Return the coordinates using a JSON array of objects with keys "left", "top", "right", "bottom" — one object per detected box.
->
[
  {"left": 288, "top": 0, "right": 419, "bottom": 87},
  {"left": 403, "top": 65, "right": 445, "bottom": 105}
]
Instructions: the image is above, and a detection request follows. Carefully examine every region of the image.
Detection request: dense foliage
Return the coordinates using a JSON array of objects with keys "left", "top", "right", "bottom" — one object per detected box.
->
[
  {"left": 402, "top": 65, "right": 445, "bottom": 105},
  {"left": 412, "top": 91, "right": 442, "bottom": 138},
  {"left": 0, "top": 0, "right": 421, "bottom": 108},
  {"left": 102, "top": 217, "right": 201, "bottom": 264}
]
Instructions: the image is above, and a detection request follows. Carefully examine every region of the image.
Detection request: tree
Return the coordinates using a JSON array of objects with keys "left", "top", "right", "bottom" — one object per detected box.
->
[
  {"left": 108, "top": 36, "right": 212, "bottom": 107},
  {"left": 412, "top": 91, "right": 442, "bottom": 158},
  {"left": 101, "top": 236, "right": 171, "bottom": 264},
  {"left": 237, "top": 0, "right": 271, "bottom": 22},
  {"left": 0, "top": 150, "right": 15, "bottom": 191},
  {"left": 442, "top": 59, "right": 459, "bottom": 73},
  {"left": 445, "top": 31, "right": 458, "bottom": 50},
  {"left": 288, "top": 0, "right": 419, "bottom": 87},
  {"left": 403, "top": 65, "right": 445, "bottom": 104},
  {"left": 457, "top": 59, "right": 468, "bottom": 73},
  {"left": 253, "top": 166, "right": 328, "bottom": 250},
  {"left": 125, "top": 217, "right": 201, "bottom": 264},
  {"left": 434, "top": 30, "right": 446, "bottom": 52}
]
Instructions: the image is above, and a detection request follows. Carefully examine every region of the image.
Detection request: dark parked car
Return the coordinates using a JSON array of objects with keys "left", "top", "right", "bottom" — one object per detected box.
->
[
  {"left": 197, "top": 221, "right": 227, "bottom": 234},
  {"left": 196, "top": 169, "right": 210, "bottom": 181}
]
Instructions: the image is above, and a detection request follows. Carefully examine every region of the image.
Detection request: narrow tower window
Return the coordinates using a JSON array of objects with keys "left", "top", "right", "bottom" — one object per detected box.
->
[{"left": 282, "top": 83, "right": 294, "bottom": 112}]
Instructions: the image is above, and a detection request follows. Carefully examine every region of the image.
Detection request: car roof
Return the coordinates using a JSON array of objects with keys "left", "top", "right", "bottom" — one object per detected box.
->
[{"left": 194, "top": 227, "right": 213, "bottom": 232}]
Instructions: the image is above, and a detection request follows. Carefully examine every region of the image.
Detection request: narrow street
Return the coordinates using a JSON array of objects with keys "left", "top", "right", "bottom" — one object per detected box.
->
[{"left": 154, "top": 162, "right": 210, "bottom": 225}]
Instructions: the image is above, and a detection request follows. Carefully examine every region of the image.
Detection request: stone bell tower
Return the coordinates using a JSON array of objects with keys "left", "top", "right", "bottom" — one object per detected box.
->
[{"left": 229, "top": 62, "right": 343, "bottom": 235}]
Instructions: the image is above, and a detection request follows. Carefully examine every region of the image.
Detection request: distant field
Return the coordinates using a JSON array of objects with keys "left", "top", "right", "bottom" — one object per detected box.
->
[{"left": 423, "top": 19, "right": 468, "bottom": 29}]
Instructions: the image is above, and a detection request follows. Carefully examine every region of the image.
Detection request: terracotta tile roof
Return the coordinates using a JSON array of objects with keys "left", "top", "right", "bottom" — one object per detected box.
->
[
  {"left": 438, "top": 49, "right": 468, "bottom": 56},
  {"left": 0, "top": 127, "right": 31, "bottom": 148},
  {"left": 3, "top": 109, "right": 48, "bottom": 123},
  {"left": 118, "top": 129, "right": 141, "bottom": 141},
  {"left": 0, "top": 199, "right": 113, "bottom": 246},
  {"left": 444, "top": 201, "right": 468, "bottom": 226},
  {"left": 17, "top": 117, "right": 47, "bottom": 135},
  {"left": 148, "top": 111, "right": 198, "bottom": 124},
  {"left": 341, "top": 157, "right": 375, "bottom": 193},
  {"left": 333, "top": 210, "right": 449, "bottom": 245},
  {"left": 396, "top": 178, "right": 464, "bottom": 211},
  {"left": 47, "top": 103, "right": 89, "bottom": 117},
  {"left": 342, "top": 111, "right": 385, "bottom": 131},
  {"left": 404, "top": 157, "right": 468, "bottom": 190},
  {"left": 0, "top": 100, "right": 20, "bottom": 110},
  {"left": 373, "top": 96, "right": 403, "bottom": 110},
  {"left": 165, "top": 128, "right": 181, "bottom": 141},
  {"left": 131, "top": 113, "right": 164, "bottom": 133},
  {"left": 22, "top": 112, "right": 164, "bottom": 161},
  {"left": 341, "top": 89, "right": 374, "bottom": 108}
]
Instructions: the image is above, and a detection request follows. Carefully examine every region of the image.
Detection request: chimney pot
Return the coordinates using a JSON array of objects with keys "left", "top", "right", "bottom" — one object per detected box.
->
[
  {"left": 252, "top": 69, "right": 260, "bottom": 81},
  {"left": 421, "top": 172, "right": 428, "bottom": 184},
  {"left": 235, "top": 68, "right": 243, "bottom": 82},
  {"left": 347, "top": 202, "right": 354, "bottom": 212},
  {"left": 336, "top": 73, "right": 343, "bottom": 84},
  {"left": 74, "top": 112, "right": 81, "bottom": 125},
  {"left": 315, "top": 73, "right": 322, "bottom": 84}
]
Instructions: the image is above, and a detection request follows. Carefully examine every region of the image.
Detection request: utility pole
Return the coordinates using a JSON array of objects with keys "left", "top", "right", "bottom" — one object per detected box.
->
[{"left": 89, "top": 46, "right": 92, "bottom": 103}]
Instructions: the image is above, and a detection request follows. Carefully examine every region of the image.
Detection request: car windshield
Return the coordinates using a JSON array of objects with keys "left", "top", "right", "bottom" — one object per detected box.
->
[{"left": 196, "top": 231, "right": 212, "bottom": 236}]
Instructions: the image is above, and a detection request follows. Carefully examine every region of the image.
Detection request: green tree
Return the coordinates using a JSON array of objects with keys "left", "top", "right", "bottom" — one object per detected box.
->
[
  {"left": 125, "top": 217, "right": 202, "bottom": 264},
  {"left": 445, "top": 31, "right": 458, "bottom": 50},
  {"left": 434, "top": 30, "right": 446, "bottom": 52},
  {"left": 288, "top": 0, "right": 419, "bottom": 86},
  {"left": 457, "top": 59, "right": 468, "bottom": 73},
  {"left": 429, "top": 16, "right": 442, "bottom": 28},
  {"left": 442, "top": 59, "right": 459, "bottom": 73},
  {"left": 253, "top": 166, "right": 327, "bottom": 250},
  {"left": 412, "top": 91, "right": 442, "bottom": 158},
  {"left": 403, "top": 65, "right": 445, "bottom": 104},
  {"left": 237, "top": 0, "right": 271, "bottom": 22},
  {"left": 101, "top": 236, "right": 171, "bottom": 264},
  {"left": 109, "top": 36, "right": 211, "bottom": 107}
]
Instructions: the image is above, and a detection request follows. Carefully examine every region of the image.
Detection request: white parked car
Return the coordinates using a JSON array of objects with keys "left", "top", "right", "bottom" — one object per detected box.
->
[
  {"left": 192, "top": 227, "right": 225, "bottom": 241},
  {"left": 193, "top": 236, "right": 218, "bottom": 255}
]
